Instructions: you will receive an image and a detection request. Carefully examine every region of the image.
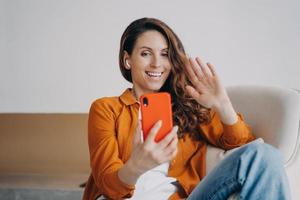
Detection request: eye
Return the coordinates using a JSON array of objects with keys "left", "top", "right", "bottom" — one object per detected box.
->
[
  {"left": 141, "top": 51, "right": 151, "bottom": 57},
  {"left": 161, "top": 52, "right": 169, "bottom": 57}
]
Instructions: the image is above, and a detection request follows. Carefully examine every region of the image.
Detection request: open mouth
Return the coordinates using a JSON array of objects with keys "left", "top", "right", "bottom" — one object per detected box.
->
[{"left": 145, "top": 71, "right": 163, "bottom": 78}]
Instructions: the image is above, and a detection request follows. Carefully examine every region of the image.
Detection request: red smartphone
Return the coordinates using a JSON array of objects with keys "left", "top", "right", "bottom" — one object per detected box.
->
[{"left": 140, "top": 92, "right": 173, "bottom": 143}]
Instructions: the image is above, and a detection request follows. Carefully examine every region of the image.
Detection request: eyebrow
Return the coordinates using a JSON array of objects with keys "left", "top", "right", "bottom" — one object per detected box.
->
[{"left": 139, "top": 46, "right": 168, "bottom": 51}]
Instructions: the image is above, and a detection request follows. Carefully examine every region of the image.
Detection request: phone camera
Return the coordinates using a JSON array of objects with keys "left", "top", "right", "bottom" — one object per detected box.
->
[{"left": 143, "top": 97, "right": 148, "bottom": 107}]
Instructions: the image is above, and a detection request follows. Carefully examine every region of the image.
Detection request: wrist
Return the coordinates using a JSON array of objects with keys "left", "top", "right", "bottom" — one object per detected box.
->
[
  {"left": 118, "top": 159, "right": 142, "bottom": 186},
  {"left": 126, "top": 158, "right": 144, "bottom": 176},
  {"left": 212, "top": 96, "right": 231, "bottom": 112},
  {"left": 213, "top": 98, "right": 238, "bottom": 125}
]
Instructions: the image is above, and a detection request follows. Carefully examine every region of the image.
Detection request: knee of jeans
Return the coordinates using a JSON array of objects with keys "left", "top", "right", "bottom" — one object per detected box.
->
[{"left": 242, "top": 142, "right": 284, "bottom": 168}]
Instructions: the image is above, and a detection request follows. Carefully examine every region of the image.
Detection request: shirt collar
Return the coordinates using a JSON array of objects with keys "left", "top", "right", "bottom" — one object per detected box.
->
[{"left": 119, "top": 88, "right": 140, "bottom": 106}]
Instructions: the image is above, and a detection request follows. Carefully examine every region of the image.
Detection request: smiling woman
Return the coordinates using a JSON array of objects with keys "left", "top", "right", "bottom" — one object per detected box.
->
[
  {"left": 82, "top": 18, "right": 291, "bottom": 200},
  {"left": 123, "top": 30, "right": 171, "bottom": 96}
]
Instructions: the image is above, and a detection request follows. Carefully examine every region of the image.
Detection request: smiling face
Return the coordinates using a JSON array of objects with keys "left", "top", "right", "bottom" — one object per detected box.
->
[{"left": 124, "top": 30, "right": 172, "bottom": 98}]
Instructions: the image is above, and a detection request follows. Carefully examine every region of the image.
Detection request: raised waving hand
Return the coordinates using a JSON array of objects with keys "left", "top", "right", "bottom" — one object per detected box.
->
[{"left": 185, "top": 57, "right": 238, "bottom": 125}]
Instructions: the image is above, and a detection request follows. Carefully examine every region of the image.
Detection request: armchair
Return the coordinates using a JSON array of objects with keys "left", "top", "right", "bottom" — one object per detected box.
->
[{"left": 205, "top": 85, "right": 300, "bottom": 199}]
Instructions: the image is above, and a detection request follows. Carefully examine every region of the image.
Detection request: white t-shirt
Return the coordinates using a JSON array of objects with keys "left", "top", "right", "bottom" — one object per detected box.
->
[
  {"left": 97, "top": 162, "right": 178, "bottom": 200},
  {"left": 126, "top": 162, "right": 178, "bottom": 199}
]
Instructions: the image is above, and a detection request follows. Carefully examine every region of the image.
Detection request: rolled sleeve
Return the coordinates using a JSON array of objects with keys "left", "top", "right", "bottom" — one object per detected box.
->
[
  {"left": 200, "top": 111, "right": 256, "bottom": 150},
  {"left": 219, "top": 113, "right": 256, "bottom": 150},
  {"left": 99, "top": 170, "right": 135, "bottom": 199}
]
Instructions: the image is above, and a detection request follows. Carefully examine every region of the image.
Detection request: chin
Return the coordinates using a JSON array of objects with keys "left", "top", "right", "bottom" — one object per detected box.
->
[{"left": 146, "top": 84, "right": 164, "bottom": 92}]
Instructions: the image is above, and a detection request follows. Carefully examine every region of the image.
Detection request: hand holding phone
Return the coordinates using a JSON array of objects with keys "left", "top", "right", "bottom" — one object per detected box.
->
[{"left": 140, "top": 92, "right": 173, "bottom": 143}]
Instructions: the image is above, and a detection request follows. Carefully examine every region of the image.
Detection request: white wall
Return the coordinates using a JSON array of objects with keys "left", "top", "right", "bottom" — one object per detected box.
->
[
  {"left": 1, "top": 0, "right": 299, "bottom": 113},
  {"left": 0, "top": 0, "right": 7, "bottom": 107}
]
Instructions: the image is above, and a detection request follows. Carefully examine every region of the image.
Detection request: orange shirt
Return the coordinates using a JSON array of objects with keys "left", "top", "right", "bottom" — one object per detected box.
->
[{"left": 82, "top": 89, "right": 255, "bottom": 200}]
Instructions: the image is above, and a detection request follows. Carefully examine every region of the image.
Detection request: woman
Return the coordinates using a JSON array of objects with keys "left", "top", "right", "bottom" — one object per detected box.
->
[{"left": 83, "top": 18, "right": 291, "bottom": 200}]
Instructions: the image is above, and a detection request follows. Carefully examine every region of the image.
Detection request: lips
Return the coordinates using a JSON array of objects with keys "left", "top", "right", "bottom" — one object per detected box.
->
[{"left": 145, "top": 71, "right": 163, "bottom": 77}]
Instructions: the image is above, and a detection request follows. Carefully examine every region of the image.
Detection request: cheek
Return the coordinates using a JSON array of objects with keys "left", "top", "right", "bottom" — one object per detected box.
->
[
  {"left": 130, "top": 68, "right": 142, "bottom": 79},
  {"left": 133, "top": 61, "right": 150, "bottom": 73},
  {"left": 165, "top": 70, "right": 171, "bottom": 78},
  {"left": 165, "top": 63, "right": 172, "bottom": 74},
  {"left": 130, "top": 66, "right": 146, "bottom": 81}
]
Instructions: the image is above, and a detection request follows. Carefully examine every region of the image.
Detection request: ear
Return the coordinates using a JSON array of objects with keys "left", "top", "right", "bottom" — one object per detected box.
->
[{"left": 123, "top": 51, "right": 131, "bottom": 70}]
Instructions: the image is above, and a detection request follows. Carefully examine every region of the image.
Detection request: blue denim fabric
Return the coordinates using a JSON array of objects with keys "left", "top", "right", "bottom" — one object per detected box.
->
[{"left": 187, "top": 141, "right": 291, "bottom": 200}]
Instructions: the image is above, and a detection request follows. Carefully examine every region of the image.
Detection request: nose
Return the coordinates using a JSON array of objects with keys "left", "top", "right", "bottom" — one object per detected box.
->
[{"left": 150, "top": 54, "right": 162, "bottom": 68}]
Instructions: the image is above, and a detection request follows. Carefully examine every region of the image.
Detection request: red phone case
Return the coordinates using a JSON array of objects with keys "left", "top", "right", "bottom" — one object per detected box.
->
[{"left": 140, "top": 92, "right": 173, "bottom": 143}]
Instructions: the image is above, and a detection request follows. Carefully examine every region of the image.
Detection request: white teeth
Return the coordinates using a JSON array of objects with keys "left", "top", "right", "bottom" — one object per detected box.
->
[{"left": 146, "top": 71, "right": 162, "bottom": 77}]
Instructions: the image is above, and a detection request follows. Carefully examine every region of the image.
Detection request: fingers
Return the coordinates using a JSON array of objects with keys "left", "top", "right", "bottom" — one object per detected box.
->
[
  {"left": 185, "top": 85, "right": 202, "bottom": 99},
  {"left": 189, "top": 57, "right": 205, "bottom": 80},
  {"left": 185, "top": 59, "right": 206, "bottom": 92},
  {"left": 157, "top": 126, "right": 178, "bottom": 149},
  {"left": 140, "top": 123, "right": 178, "bottom": 165},
  {"left": 185, "top": 59, "right": 200, "bottom": 85},
  {"left": 196, "top": 57, "right": 215, "bottom": 87},
  {"left": 190, "top": 57, "right": 213, "bottom": 86},
  {"left": 157, "top": 126, "right": 178, "bottom": 162},
  {"left": 189, "top": 57, "right": 211, "bottom": 85},
  {"left": 186, "top": 57, "right": 217, "bottom": 86},
  {"left": 195, "top": 57, "right": 213, "bottom": 78},
  {"left": 144, "top": 120, "right": 162, "bottom": 146},
  {"left": 167, "top": 145, "right": 178, "bottom": 161},
  {"left": 207, "top": 62, "right": 217, "bottom": 77},
  {"left": 163, "top": 135, "right": 178, "bottom": 158}
]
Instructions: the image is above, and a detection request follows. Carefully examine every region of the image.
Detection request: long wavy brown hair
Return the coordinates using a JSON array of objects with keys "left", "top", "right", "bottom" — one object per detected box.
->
[{"left": 119, "top": 17, "right": 211, "bottom": 140}]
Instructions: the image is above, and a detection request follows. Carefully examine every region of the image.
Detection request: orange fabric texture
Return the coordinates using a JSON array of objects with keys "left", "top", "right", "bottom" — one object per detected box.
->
[{"left": 82, "top": 89, "right": 256, "bottom": 200}]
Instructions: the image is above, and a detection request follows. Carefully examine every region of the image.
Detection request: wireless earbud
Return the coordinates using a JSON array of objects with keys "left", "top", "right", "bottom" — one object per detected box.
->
[{"left": 125, "top": 60, "right": 131, "bottom": 69}]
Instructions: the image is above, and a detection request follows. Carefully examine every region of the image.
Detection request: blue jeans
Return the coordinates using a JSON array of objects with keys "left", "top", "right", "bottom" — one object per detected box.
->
[{"left": 187, "top": 141, "right": 291, "bottom": 200}]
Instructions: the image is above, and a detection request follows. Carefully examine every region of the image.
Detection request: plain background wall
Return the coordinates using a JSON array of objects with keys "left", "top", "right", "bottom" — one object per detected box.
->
[{"left": 1, "top": 0, "right": 299, "bottom": 113}]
